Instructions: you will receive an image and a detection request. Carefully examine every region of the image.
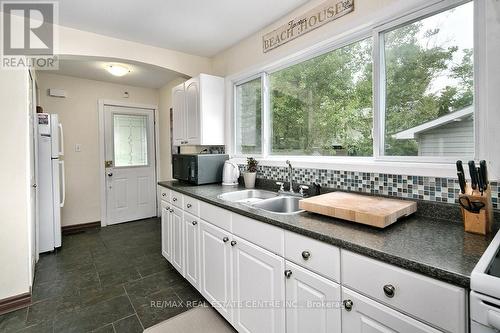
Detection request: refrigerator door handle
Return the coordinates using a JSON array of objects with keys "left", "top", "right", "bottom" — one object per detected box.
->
[
  {"left": 59, "top": 160, "right": 66, "bottom": 207},
  {"left": 58, "top": 123, "right": 64, "bottom": 156}
]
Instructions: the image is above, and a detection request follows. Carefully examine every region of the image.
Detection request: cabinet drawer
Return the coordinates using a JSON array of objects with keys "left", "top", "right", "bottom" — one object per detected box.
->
[
  {"left": 199, "top": 201, "right": 232, "bottom": 232},
  {"left": 183, "top": 195, "right": 199, "bottom": 216},
  {"left": 159, "top": 187, "right": 170, "bottom": 202},
  {"left": 170, "top": 190, "right": 182, "bottom": 208},
  {"left": 284, "top": 231, "right": 340, "bottom": 282},
  {"left": 341, "top": 250, "right": 466, "bottom": 333},
  {"left": 232, "top": 214, "right": 284, "bottom": 256}
]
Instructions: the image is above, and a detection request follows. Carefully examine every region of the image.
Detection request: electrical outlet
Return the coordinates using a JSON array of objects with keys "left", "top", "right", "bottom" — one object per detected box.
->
[{"left": 75, "top": 144, "right": 82, "bottom": 152}]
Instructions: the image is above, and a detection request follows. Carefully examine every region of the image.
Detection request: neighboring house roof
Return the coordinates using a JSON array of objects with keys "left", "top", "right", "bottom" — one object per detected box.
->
[{"left": 392, "top": 106, "right": 474, "bottom": 140}]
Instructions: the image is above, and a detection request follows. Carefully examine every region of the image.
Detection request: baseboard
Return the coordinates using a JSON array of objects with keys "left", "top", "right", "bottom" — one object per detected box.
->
[
  {"left": 0, "top": 292, "right": 31, "bottom": 315},
  {"left": 61, "top": 221, "right": 101, "bottom": 235}
]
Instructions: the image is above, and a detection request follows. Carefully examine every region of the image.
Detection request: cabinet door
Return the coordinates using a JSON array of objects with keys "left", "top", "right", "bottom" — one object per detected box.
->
[
  {"left": 285, "top": 261, "right": 341, "bottom": 333},
  {"left": 342, "top": 288, "right": 441, "bottom": 333},
  {"left": 184, "top": 212, "right": 200, "bottom": 289},
  {"left": 199, "top": 220, "right": 232, "bottom": 322},
  {"left": 160, "top": 202, "right": 172, "bottom": 262},
  {"left": 184, "top": 77, "right": 200, "bottom": 145},
  {"left": 172, "top": 83, "right": 186, "bottom": 145},
  {"left": 171, "top": 206, "right": 184, "bottom": 275},
  {"left": 232, "top": 236, "right": 285, "bottom": 333}
]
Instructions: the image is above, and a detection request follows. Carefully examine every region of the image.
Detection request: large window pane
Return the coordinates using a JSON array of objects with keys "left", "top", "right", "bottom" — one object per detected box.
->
[
  {"left": 235, "top": 77, "right": 262, "bottom": 154},
  {"left": 114, "top": 114, "right": 148, "bottom": 167},
  {"left": 384, "top": 2, "right": 474, "bottom": 157},
  {"left": 270, "top": 38, "right": 373, "bottom": 156}
]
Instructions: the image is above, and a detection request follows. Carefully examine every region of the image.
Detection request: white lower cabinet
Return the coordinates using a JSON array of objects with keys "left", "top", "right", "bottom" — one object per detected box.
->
[
  {"left": 232, "top": 235, "right": 285, "bottom": 333},
  {"left": 171, "top": 206, "right": 184, "bottom": 275},
  {"left": 199, "top": 220, "right": 233, "bottom": 322},
  {"left": 342, "top": 288, "right": 441, "bottom": 333},
  {"left": 285, "top": 261, "right": 341, "bottom": 333},
  {"left": 160, "top": 201, "right": 172, "bottom": 261},
  {"left": 184, "top": 212, "right": 200, "bottom": 289}
]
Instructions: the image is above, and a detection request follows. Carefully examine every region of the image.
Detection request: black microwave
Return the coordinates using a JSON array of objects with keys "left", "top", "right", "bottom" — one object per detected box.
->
[{"left": 172, "top": 154, "right": 228, "bottom": 185}]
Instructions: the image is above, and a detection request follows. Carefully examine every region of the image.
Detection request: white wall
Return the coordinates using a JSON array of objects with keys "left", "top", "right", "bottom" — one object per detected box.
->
[
  {"left": 37, "top": 73, "right": 160, "bottom": 226},
  {"left": 158, "top": 78, "right": 188, "bottom": 180},
  {"left": 0, "top": 69, "right": 31, "bottom": 300}
]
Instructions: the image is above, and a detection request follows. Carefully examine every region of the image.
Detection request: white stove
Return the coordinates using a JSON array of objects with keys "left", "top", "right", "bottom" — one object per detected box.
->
[{"left": 471, "top": 229, "right": 500, "bottom": 332}]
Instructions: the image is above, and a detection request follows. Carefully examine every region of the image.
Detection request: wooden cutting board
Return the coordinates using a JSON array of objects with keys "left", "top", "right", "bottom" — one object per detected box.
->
[{"left": 299, "top": 192, "right": 417, "bottom": 228}]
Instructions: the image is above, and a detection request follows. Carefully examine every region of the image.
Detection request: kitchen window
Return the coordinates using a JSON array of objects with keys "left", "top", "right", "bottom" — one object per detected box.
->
[
  {"left": 381, "top": 1, "right": 474, "bottom": 158},
  {"left": 232, "top": 0, "right": 476, "bottom": 162},
  {"left": 270, "top": 38, "right": 373, "bottom": 157},
  {"left": 235, "top": 76, "right": 262, "bottom": 155}
]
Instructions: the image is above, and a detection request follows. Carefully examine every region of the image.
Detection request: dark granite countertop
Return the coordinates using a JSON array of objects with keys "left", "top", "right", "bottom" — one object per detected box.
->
[{"left": 158, "top": 180, "right": 497, "bottom": 288}]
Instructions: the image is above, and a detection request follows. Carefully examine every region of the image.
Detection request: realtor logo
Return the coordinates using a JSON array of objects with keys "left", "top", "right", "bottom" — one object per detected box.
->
[{"left": 1, "top": 1, "right": 59, "bottom": 69}]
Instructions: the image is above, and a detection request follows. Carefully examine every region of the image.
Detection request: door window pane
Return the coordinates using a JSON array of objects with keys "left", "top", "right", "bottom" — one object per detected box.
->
[
  {"left": 269, "top": 38, "right": 373, "bottom": 156},
  {"left": 235, "top": 77, "right": 262, "bottom": 154},
  {"left": 114, "top": 114, "right": 148, "bottom": 167},
  {"left": 384, "top": 2, "right": 474, "bottom": 157}
]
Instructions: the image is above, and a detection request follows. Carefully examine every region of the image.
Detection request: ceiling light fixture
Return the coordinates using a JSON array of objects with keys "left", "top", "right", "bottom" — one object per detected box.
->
[{"left": 106, "top": 64, "right": 130, "bottom": 77}]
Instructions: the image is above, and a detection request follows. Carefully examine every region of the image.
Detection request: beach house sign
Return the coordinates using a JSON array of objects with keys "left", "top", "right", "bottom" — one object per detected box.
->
[{"left": 262, "top": 0, "right": 354, "bottom": 53}]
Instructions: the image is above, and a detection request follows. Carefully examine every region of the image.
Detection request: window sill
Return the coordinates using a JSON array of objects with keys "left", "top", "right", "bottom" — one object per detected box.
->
[{"left": 231, "top": 156, "right": 458, "bottom": 178}]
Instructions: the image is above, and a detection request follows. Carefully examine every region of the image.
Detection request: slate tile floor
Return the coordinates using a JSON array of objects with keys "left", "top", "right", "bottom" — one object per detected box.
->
[{"left": 0, "top": 218, "right": 204, "bottom": 333}]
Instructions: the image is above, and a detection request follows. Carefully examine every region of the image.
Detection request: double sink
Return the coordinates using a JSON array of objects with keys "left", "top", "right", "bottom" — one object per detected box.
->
[{"left": 218, "top": 189, "right": 304, "bottom": 215}]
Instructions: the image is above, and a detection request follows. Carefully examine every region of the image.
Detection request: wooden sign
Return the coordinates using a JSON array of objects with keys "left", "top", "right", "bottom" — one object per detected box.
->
[{"left": 263, "top": 0, "right": 354, "bottom": 53}]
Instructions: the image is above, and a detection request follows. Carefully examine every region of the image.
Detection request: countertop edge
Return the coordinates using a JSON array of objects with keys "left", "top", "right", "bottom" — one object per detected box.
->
[{"left": 158, "top": 182, "right": 470, "bottom": 288}]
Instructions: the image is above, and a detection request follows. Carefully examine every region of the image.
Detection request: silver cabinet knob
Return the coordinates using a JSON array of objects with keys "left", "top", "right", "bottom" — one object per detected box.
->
[
  {"left": 161, "top": 193, "right": 166, "bottom": 197},
  {"left": 192, "top": 221, "right": 197, "bottom": 226},
  {"left": 230, "top": 240, "right": 237, "bottom": 246},
  {"left": 301, "top": 251, "right": 311, "bottom": 260},
  {"left": 187, "top": 203, "right": 192, "bottom": 208},
  {"left": 383, "top": 284, "right": 395, "bottom": 298},
  {"left": 172, "top": 197, "right": 178, "bottom": 202},
  {"left": 284, "top": 270, "right": 292, "bottom": 278},
  {"left": 223, "top": 237, "right": 229, "bottom": 243},
  {"left": 107, "top": 172, "right": 113, "bottom": 177},
  {"left": 169, "top": 209, "right": 174, "bottom": 213},
  {"left": 165, "top": 206, "right": 170, "bottom": 211},
  {"left": 32, "top": 184, "right": 37, "bottom": 188},
  {"left": 343, "top": 299, "right": 353, "bottom": 311}
]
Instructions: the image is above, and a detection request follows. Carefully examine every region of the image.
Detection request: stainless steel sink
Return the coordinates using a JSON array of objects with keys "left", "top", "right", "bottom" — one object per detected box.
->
[
  {"left": 250, "top": 196, "right": 304, "bottom": 215},
  {"left": 218, "top": 189, "right": 277, "bottom": 204}
]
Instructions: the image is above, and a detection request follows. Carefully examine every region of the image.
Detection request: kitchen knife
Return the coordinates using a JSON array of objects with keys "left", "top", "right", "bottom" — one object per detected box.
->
[
  {"left": 477, "top": 167, "right": 484, "bottom": 195},
  {"left": 456, "top": 160, "right": 465, "bottom": 175},
  {"left": 457, "top": 171, "right": 466, "bottom": 194},
  {"left": 468, "top": 161, "right": 478, "bottom": 191},
  {"left": 479, "top": 160, "right": 488, "bottom": 191}
]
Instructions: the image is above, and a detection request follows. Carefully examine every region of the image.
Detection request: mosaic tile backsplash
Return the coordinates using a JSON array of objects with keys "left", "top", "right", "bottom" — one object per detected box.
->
[{"left": 238, "top": 164, "right": 500, "bottom": 209}]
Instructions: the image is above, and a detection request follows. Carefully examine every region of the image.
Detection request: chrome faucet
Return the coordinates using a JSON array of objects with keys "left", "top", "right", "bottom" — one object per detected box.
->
[{"left": 286, "top": 160, "right": 294, "bottom": 193}]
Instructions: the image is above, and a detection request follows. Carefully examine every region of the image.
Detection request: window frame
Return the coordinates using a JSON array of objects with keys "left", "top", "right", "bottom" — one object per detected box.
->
[{"left": 229, "top": 0, "right": 484, "bottom": 175}]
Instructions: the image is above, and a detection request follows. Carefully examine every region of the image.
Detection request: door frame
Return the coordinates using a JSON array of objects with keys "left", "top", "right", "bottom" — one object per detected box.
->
[{"left": 98, "top": 99, "right": 160, "bottom": 227}]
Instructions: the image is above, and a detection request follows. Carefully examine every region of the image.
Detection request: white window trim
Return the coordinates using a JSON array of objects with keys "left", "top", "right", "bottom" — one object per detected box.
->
[{"left": 227, "top": 0, "right": 486, "bottom": 178}]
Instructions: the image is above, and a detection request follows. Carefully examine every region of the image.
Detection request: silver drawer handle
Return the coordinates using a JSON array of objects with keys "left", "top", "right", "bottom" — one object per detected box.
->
[
  {"left": 383, "top": 284, "right": 395, "bottom": 298},
  {"left": 187, "top": 203, "right": 192, "bottom": 208},
  {"left": 343, "top": 299, "right": 353, "bottom": 311},
  {"left": 301, "top": 251, "right": 311, "bottom": 260}
]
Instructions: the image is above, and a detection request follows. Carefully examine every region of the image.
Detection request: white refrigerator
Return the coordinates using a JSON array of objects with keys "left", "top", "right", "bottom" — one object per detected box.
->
[{"left": 37, "top": 113, "right": 65, "bottom": 253}]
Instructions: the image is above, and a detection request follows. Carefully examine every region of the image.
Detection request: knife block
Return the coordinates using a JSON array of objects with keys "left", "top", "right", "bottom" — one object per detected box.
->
[{"left": 460, "top": 185, "right": 493, "bottom": 235}]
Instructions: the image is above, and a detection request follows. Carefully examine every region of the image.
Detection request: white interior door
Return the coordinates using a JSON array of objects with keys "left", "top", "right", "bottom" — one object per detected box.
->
[{"left": 103, "top": 105, "right": 156, "bottom": 225}]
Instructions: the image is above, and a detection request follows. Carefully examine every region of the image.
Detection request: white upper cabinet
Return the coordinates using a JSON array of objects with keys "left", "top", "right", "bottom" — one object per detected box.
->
[{"left": 171, "top": 74, "right": 225, "bottom": 146}]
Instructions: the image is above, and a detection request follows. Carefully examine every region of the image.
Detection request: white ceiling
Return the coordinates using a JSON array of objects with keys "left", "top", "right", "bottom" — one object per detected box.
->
[
  {"left": 46, "top": 0, "right": 309, "bottom": 57},
  {"left": 43, "top": 56, "right": 188, "bottom": 88}
]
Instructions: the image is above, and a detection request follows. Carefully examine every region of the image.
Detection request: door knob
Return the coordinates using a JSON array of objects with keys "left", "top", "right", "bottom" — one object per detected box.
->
[
  {"left": 343, "top": 299, "right": 353, "bottom": 311},
  {"left": 383, "top": 284, "right": 395, "bottom": 298}
]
